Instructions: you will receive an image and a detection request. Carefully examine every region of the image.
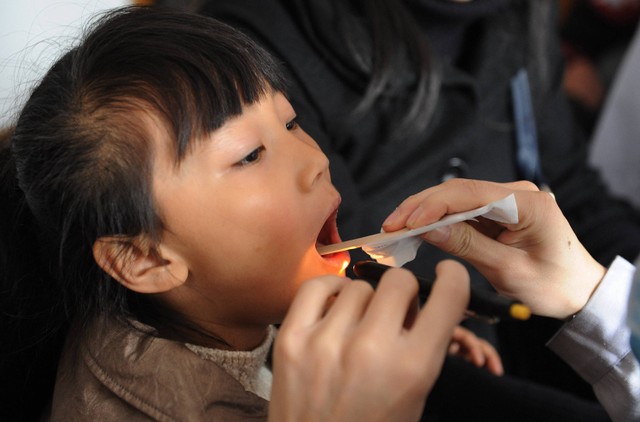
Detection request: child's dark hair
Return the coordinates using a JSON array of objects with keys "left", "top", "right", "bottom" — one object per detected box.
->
[{"left": 3, "top": 6, "right": 286, "bottom": 418}]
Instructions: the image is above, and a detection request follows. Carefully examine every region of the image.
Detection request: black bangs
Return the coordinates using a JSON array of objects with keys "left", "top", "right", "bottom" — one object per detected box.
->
[{"left": 76, "top": 6, "right": 288, "bottom": 159}]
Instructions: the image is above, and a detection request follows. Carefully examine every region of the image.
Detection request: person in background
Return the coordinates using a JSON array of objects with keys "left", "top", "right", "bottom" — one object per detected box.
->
[
  {"left": 198, "top": 0, "right": 640, "bottom": 398},
  {"left": 560, "top": 0, "right": 640, "bottom": 136},
  {"left": 588, "top": 24, "right": 640, "bottom": 209}
]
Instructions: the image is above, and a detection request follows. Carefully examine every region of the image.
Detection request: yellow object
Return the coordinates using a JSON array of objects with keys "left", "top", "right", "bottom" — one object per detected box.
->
[{"left": 510, "top": 303, "right": 532, "bottom": 321}]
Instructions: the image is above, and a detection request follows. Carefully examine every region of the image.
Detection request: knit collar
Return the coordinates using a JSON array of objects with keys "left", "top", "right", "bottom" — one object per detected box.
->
[{"left": 185, "top": 325, "right": 277, "bottom": 400}]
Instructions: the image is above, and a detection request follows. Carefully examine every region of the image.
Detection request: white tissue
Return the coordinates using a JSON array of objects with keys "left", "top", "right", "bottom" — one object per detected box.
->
[{"left": 362, "top": 194, "right": 518, "bottom": 267}]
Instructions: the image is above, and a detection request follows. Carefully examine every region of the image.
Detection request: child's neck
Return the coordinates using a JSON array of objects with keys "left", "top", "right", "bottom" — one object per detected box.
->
[{"left": 157, "top": 282, "right": 274, "bottom": 351}]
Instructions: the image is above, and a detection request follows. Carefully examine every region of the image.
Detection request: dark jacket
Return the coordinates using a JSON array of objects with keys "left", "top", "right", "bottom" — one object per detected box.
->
[{"left": 47, "top": 317, "right": 268, "bottom": 421}]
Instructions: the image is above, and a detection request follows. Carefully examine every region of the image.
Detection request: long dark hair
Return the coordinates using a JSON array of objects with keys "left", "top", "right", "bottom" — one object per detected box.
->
[
  {"left": 339, "top": 0, "right": 440, "bottom": 139},
  {"left": 3, "top": 6, "right": 286, "bottom": 417},
  {"left": 293, "top": 0, "right": 441, "bottom": 141}
]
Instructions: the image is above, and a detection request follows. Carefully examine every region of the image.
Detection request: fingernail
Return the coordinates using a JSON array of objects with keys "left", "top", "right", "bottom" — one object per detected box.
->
[
  {"left": 423, "top": 226, "right": 451, "bottom": 244},
  {"left": 382, "top": 208, "right": 400, "bottom": 227}
]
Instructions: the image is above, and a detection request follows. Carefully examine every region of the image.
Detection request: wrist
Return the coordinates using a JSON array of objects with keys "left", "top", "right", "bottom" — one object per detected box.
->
[{"left": 562, "top": 259, "right": 606, "bottom": 320}]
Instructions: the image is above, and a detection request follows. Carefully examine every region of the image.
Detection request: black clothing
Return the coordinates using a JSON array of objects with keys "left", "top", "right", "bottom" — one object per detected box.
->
[
  {"left": 200, "top": 0, "right": 640, "bottom": 403},
  {"left": 422, "top": 356, "right": 610, "bottom": 421}
]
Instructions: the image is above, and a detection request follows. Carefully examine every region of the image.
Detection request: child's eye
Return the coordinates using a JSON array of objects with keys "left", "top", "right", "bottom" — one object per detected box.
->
[
  {"left": 285, "top": 117, "right": 299, "bottom": 131},
  {"left": 237, "top": 146, "right": 265, "bottom": 166}
]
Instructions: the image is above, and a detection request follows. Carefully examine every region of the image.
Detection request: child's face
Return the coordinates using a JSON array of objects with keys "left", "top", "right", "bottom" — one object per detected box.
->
[{"left": 153, "top": 92, "right": 350, "bottom": 327}]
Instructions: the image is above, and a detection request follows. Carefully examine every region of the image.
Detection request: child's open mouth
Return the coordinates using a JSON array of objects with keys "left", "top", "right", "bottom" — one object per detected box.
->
[
  {"left": 316, "top": 208, "right": 341, "bottom": 249},
  {"left": 316, "top": 205, "right": 351, "bottom": 274}
]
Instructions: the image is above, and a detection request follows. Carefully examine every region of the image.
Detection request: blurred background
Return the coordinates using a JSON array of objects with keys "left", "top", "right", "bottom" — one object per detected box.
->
[
  {"left": 0, "top": 1, "right": 154, "bottom": 128},
  {"left": 2, "top": 1, "right": 638, "bottom": 134}
]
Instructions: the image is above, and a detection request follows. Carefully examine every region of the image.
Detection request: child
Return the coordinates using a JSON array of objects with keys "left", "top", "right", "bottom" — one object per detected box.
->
[{"left": 3, "top": 6, "right": 492, "bottom": 420}]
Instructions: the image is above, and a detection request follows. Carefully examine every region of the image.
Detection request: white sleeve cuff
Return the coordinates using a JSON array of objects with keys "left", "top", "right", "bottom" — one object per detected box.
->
[{"left": 547, "top": 256, "right": 640, "bottom": 422}]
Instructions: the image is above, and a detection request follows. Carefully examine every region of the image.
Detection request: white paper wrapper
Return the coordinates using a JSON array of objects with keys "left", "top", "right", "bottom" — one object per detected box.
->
[{"left": 361, "top": 194, "right": 518, "bottom": 266}]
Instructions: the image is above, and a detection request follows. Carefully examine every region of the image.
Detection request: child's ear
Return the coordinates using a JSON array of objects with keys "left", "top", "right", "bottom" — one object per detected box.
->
[{"left": 92, "top": 235, "right": 189, "bottom": 294}]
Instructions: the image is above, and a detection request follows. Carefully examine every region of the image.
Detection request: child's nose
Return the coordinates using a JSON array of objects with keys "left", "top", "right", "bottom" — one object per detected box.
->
[{"left": 297, "top": 143, "right": 330, "bottom": 192}]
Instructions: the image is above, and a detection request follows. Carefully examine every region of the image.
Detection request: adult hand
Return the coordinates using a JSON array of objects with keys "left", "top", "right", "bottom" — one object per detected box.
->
[
  {"left": 269, "top": 261, "right": 469, "bottom": 422},
  {"left": 382, "top": 178, "right": 606, "bottom": 320}
]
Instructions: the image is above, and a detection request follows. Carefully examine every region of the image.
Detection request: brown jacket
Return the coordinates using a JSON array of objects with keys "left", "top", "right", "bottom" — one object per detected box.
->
[{"left": 47, "top": 317, "right": 269, "bottom": 421}]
